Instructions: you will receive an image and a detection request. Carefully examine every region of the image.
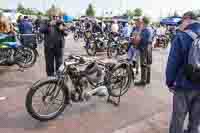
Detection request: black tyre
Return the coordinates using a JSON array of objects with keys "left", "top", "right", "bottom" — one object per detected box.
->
[
  {"left": 73, "top": 33, "right": 79, "bottom": 41},
  {"left": 16, "top": 47, "right": 37, "bottom": 68},
  {"left": 86, "top": 42, "right": 97, "bottom": 56},
  {"left": 107, "top": 64, "right": 132, "bottom": 97},
  {"left": 26, "top": 79, "right": 68, "bottom": 121},
  {"left": 163, "top": 38, "right": 169, "bottom": 48},
  {"left": 37, "top": 34, "right": 44, "bottom": 44}
]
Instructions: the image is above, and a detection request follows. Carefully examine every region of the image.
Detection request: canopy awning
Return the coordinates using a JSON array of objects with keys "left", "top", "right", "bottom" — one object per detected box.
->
[
  {"left": 160, "top": 17, "right": 182, "bottom": 26},
  {"left": 63, "top": 15, "right": 75, "bottom": 22}
]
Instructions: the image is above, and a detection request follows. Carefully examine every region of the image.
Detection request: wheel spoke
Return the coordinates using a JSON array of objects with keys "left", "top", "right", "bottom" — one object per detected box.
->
[
  {"left": 38, "top": 89, "right": 45, "bottom": 96},
  {"left": 38, "top": 103, "right": 44, "bottom": 113},
  {"left": 52, "top": 102, "right": 62, "bottom": 106},
  {"left": 44, "top": 103, "right": 50, "bottom": 114}
]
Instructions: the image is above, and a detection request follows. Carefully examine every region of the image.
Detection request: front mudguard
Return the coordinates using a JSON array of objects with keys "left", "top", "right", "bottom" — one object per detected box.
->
[{"left": 28, "top": 77, "right": 70, "bottom": 104}]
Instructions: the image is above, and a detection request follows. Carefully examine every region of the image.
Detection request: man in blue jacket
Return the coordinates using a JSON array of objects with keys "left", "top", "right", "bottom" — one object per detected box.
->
[
  {"left": 18, "top": 16, "right": 33, "bottom": 34},
  {"left": 166, "top": 11, "right": 200, "bottom": 133},
  {"left": 18, "top": 16, "right": 34, "bottom": 47}
]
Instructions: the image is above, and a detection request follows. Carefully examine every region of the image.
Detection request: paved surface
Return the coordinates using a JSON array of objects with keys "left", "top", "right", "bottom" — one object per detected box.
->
[{"left": 0, "top": 35, "right": 172, "bottom": 133}]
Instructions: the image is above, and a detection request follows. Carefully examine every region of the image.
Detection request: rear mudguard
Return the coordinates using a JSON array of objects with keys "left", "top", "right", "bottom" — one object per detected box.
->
[{"left": 117, "top": 62, "right": 133, "bottom": 87}]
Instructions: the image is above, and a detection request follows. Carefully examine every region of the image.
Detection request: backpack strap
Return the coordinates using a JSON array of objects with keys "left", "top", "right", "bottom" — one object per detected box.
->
[{"left": 184, "top": 30, "right": 198, "bottom": 40}]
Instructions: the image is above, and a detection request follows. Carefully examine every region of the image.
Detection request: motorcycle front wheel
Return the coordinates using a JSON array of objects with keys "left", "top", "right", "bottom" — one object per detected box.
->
[
  {"left": 26, "top": 79, "right": 68, "bottom": 121},
  {"left": 86, "top": 42, "right": 97, "bottom": 56},
  {"left": 73, "top": 33, "right": 79, "bottom": 41}
]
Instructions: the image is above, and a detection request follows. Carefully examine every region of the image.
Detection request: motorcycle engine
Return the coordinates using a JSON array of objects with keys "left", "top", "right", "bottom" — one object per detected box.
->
[
  {"left": 0, "top": 48, "right": 13, "bottom": 63},
  {"left": 71, "top": 77, "right": 88, "bottom": 102}
]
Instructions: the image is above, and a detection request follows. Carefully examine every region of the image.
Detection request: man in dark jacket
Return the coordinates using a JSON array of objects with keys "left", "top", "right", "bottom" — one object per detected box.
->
[
  {"left": 166, "top": 11, "right": 200, "bottom": 133},
  {"left": 18, "top": 16, "right": 34, "bottom": 47},
  {"left": 40, "top": 15, "right": 67, "bottom": 76}
]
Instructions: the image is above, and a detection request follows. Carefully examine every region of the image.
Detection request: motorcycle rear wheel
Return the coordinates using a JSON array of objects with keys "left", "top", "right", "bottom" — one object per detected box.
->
[
  {"left": 107, "top": 64, "right": 132, "bottom": 97},
  {"left": 16, "top": 47, "right": 37, "bottom": 68}
]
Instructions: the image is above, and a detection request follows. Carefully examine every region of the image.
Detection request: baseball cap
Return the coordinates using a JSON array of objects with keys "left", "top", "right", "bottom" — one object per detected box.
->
[
  {"left": 182, "top": 11, "right": 197, "bottom": 20},
  {"left": 177, "top": 11, "right": 197, "bottom": 25}
]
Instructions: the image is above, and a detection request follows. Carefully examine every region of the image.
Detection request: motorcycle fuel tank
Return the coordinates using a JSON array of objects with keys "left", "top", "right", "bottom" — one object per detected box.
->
[{"left": 0, "top": 44, "right": 9, "bottom": 48}]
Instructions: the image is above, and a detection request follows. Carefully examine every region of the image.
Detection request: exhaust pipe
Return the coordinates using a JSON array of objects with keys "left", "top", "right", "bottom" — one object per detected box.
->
[{"left": 84, "top": 86, "right": 107, "bottom": 101}]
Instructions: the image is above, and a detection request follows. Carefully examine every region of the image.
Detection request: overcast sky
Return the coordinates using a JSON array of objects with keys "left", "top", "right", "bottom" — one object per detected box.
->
[{"left": 1, "top": 0, "right": 199, "bottom": 19}]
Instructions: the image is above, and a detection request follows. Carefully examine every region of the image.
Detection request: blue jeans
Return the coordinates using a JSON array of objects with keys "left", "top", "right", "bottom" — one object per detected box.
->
[
  {"left": 170, "top": 90, "right": 200, "bottom": 133},
  {"left": 127, "top": 46, "right": 140, "bottom": 62}
]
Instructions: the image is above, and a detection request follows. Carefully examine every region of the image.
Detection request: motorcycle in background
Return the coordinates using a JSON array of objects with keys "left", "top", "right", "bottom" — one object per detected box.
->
[
  {"left": 107, "top": 33, "right": 129, "bottom": 58},
  {"left": 85, "top": 32, "right": 108, "bottom": 56},
  {"left": 0, "top": 33, "right": 38, "bottom": 68},
  {"left": 154, "top": 34, "right": 170, "bottom": 48}
]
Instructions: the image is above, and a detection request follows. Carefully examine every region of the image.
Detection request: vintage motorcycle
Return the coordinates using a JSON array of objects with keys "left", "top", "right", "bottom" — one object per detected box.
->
[
  {"left": 73, "top": 28, "right": 84, "bottom": 41},
  {"left": 25, "top": 55, "right": 127, "bottom": 121},
  {"left": 85, "top": 32, "right": 108, "bottom": 56},
  {"left": 107, "top": 33, "right": 129, "bottom": 58},
  {"left": 154, "top": 34, "right": 170, "bottom": 48},
  {"left": 0, "top": 33, "right": 38, "bottom": 68}
]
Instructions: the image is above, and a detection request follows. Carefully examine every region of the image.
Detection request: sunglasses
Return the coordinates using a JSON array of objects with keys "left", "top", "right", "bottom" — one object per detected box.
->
[
  {"left": 182, "top": 16, "right": 191, "bottom": 20},
  {"left": 53, "top": 16, "right": 60, "bottom": 19}
]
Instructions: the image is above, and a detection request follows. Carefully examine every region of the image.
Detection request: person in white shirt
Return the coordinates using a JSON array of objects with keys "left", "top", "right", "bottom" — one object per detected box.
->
[
  {"left": 156, "top": 25, "right": 166, "bottom": 36},
  {"left": 111, "top": 20, "right": 119, "bottom": 33}
]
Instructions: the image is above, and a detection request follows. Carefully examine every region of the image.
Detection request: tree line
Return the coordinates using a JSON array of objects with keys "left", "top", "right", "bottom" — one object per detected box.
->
[{"left": 2, "top": 3, "right": 200, "bottom": 19}]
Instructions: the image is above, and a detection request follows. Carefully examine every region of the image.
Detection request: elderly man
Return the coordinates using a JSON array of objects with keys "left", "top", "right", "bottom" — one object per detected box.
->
[
  {"left": 18, "top": 16, "right": 33, "bottom": 34},
  {"left": 132, "top": 17, "right": 152, "bottom": 86}
]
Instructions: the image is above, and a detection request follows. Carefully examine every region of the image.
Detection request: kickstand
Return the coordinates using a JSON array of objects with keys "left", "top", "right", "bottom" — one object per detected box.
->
[{"left": 107, "top": 86, "right": 122, "bottom": 106}]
